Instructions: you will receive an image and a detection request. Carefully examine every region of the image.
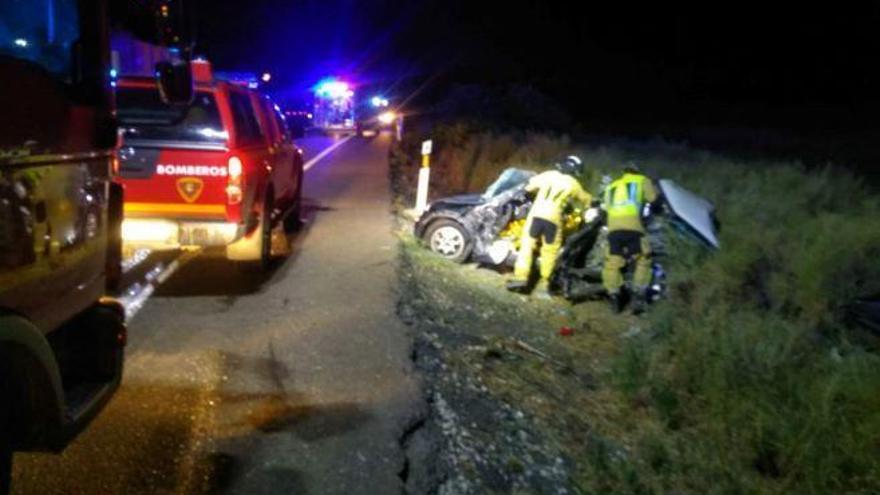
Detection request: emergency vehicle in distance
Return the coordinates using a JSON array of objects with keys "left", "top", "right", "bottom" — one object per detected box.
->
[
  {"left": 0, "top": 0, "right": 194, "bottom": 490},
  {"left": 356, "top": 94, "right": 398, "bottom": 137},
  {"left": 312, "top": 78, "right": 356, "bottom": 133},
  {"left": 116, "top": 60, "right": 304, "bottom": 268}
]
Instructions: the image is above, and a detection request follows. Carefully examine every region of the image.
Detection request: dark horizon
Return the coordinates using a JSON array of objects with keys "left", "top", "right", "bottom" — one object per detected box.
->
[{"left": 197, "top": 1, "right": 880, "bottom": 127}]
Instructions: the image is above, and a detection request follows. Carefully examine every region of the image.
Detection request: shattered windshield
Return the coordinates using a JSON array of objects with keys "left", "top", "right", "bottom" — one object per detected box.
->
[{"left": 482, "top": 168, "right": 535, "bottom": 199}]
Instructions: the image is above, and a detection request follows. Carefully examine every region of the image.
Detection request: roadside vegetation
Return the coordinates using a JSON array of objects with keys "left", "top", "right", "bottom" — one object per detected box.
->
[{"left": 392, "top": 121, "right": 880, "bottom": 494}]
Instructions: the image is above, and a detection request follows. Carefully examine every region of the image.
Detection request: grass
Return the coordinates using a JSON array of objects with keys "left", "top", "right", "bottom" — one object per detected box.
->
[{"left": 392, "top": 122, "right": 880, "bottom": 494}]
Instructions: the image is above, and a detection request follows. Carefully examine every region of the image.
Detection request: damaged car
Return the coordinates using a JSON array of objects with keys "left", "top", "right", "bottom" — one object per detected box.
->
[{"left": 414, "top": 168, "right": 721, "bottom": 301}]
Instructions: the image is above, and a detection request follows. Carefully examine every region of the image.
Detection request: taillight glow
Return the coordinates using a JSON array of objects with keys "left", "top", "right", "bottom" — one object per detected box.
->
[
  {"left": 228, "top": 156, "right": 243, "bottom": 179},
  {"left": 227, "top": 156, "right": 243, "bottom": 205},
  {"left": 226, "top": 184, "right": 243, "bottom": 204}
]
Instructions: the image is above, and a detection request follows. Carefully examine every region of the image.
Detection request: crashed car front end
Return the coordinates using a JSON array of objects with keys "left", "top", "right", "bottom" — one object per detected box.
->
[{"left": 414, "top": 169, "right": 537, "bottom": 264}]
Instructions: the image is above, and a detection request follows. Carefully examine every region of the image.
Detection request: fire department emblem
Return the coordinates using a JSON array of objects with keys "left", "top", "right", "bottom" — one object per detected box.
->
[{"left": 176, "top": 178, "right": 204, "bottom": 203}]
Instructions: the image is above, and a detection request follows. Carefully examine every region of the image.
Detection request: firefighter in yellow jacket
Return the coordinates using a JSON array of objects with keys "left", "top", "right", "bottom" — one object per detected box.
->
[
  {"left": 506, "top": 156, "right": 592, "bottom": 296},
  {"left": 602, "top": 164, "right": 658, "bottom": 313}
]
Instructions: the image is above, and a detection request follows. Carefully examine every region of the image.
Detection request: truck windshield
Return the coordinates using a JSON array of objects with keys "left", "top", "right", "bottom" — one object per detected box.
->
[
  {"left": 0, "top": 0, "right": 80, "bottom": 77},
  {"left": 118, "top": 88, "right": 228, "bottom": 145}
]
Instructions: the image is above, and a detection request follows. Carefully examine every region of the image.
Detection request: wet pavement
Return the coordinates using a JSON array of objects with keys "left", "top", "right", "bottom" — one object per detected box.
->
[{"left": 12, "top": 132, "right": 425, "bottom": 494}]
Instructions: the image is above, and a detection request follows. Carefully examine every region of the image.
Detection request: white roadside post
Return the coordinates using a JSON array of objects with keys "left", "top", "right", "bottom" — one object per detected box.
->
[
  {"left": 415, "top": 139, "right": 432, "bottom": 214},
  {"left": 395, "top": 114, "right": 404, "bottom": 142}
]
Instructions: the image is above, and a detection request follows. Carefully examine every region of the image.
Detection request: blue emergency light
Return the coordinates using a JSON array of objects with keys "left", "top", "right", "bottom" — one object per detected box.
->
[
  {"left": 371, "top": 96, "right": 390, "bottom": 108},
  {"left": 315, "top": 79, "right": 352, "bottom": 99}
]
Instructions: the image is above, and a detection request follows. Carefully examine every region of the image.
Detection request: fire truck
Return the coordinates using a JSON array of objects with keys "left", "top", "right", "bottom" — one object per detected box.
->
[
  {"left": 312, "top": 79, "right": 356, "bottom": 133},
  {"left": 0, "top": 1, "right": 194, "bottom": 491},
  {"left": 116, "top": 60, "right": 304, "bottom": 268}
]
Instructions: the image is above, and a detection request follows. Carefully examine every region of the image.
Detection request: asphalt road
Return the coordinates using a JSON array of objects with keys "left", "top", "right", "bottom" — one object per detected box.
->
[{"left": 11, "top": 131, "right": 425, "bottom": 494}]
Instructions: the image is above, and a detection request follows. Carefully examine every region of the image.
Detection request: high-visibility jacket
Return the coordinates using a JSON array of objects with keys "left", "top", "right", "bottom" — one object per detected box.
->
[
  {"left": 603, "top": 172, "right": 658, "bottom": 233},
  {"left": 525, "top": 170, "right": 592, "bottom": 225}
]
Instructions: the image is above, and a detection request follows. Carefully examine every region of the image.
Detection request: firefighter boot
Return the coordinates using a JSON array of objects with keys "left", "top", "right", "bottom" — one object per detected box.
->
[
  {"left": 506, "top": 279, "right": 529, "bottom": 293},
  {"left": 533, "top": 280, "right": 552, "bottom": 300},
  {"left": 608, "top": 292, "right": 623, "bottom": 314}
]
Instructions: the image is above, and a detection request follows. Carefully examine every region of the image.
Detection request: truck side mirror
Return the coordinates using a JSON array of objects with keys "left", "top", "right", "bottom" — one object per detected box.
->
[{"left": 155, "top": 61, "right": 194, "bottom": 106}]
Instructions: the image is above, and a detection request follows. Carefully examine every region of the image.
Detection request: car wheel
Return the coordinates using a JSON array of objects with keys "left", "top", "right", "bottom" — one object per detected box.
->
[
  {"left": 424, "top": 219, "right": 472, "bottom": 263},
  {"left": 258, "top": 194, "right": 273, "bottom": 270},
  {"left": 284, "top": 180, "right": 303, "bottom": 233}
]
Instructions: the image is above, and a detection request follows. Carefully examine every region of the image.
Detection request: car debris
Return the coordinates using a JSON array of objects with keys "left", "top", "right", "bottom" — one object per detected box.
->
[{"left": 558, "top": 326, "right": 575, "bottom": 337}]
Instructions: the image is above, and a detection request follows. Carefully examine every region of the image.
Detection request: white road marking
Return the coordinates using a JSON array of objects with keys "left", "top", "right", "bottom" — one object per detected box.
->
[
  {"left": 121, "top": 248, "right": 152, "bottom": 274},
  {"left": 119, "top": 249, "right": 200, "bottom": 322},
  {"left": 303, "top": 135, "right": 353, "bottom": 172}
]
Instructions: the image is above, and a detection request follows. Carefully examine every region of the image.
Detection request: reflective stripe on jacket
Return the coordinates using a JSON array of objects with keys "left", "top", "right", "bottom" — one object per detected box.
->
[
  {"left": 603, "top": 172, "right": 657, "bottom": 233},
  {"left": 525, "top": 170, "right": 592, "bottom": 225}
]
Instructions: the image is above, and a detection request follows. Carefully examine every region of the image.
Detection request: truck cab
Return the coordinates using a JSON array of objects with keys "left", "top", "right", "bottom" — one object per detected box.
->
[
  {"left": 116, "top": 62, "right": 304, "bottom": 267},
  {"left": 0, "top": 1, "right": 194, "bottom": 492}
]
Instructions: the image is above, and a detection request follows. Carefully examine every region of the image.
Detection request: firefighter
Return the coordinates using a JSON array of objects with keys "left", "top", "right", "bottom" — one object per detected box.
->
[
  {"left": 506, "top": 156, "right": 592, "bottom": 297},
  {"left": 601, "top": 163, "right": 659, "bottom": 313}
]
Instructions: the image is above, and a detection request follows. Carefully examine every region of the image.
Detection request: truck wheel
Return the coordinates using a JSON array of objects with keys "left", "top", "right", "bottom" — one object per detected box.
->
[
  {"left": 423, "top": 219, "right": 473, "bottom": 263},
  {"left": 257, "top": 194, "right": 273, "bottom": 270}
]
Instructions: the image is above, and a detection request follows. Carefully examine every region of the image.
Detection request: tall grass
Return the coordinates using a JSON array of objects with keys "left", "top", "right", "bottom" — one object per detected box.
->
[{"left": 394, "top": 123, "right": 880, "bottom": 493}]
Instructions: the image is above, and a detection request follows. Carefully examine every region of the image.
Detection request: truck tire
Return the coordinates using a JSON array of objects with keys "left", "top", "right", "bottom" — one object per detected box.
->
[
  {"left": 284, "top": 180, "right": 303, "bottom": 233},
  {"left": 258, "top": 193, "right": 273, "bottom": 270}
]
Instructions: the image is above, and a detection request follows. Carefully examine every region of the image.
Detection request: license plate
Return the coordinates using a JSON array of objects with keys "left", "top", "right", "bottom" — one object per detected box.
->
[{"left": 191, "top": 228, "right": 209, "bottom": 244}]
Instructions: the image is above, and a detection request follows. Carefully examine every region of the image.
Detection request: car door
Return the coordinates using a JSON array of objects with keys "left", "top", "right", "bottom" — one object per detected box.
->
[
  {"left": 259, "top": 96, "right": 295, "bottom": 204},
  {"left": 270, "top": 101, "right": 301, "bottom": 205}
]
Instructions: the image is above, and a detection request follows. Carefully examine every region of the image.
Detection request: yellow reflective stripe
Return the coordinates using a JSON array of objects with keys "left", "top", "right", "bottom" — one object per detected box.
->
[
  {"left": 124, "top": 203, "right": 226, "bottom": 215},
  {"left": 606, "top": 175, "right": 644, "bottom": 217}
]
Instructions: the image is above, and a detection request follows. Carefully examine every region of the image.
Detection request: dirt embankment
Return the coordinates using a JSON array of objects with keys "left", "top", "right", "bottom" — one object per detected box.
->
[{"left": 391, "top": 128, "right": 644, "bottom": 493}]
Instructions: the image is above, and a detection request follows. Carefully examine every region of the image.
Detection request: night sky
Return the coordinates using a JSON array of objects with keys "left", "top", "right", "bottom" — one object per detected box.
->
[{"left": 196, "top": 1, "right": 880, "bottom": 127}]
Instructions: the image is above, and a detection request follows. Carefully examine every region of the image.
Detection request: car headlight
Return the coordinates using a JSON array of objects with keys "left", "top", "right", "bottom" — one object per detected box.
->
[{"left": 378, "top": 111, "right": 396, "bottom": 125}]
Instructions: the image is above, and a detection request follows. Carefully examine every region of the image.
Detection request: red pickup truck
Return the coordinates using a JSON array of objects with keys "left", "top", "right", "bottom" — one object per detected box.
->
[{"left": 115, "top": 64, "right": 304, "bottom": 267}]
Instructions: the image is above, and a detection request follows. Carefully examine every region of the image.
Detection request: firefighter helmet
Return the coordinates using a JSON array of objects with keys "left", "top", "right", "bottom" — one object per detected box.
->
[
  {"left": 555, "top": 155, "right": 584, "bottom": 177},
  {"left": 623, "top": 161, "right": 642, "bottom": 174}
]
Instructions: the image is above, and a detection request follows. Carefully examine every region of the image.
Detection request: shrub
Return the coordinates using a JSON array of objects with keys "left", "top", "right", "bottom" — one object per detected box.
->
[{"left": 394, "top": 124, "right": 880, "bottom": 493}]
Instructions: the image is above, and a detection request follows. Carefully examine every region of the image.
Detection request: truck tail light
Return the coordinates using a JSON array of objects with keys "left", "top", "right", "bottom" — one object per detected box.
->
[{"left": 227, "top": 156, "right": 243, "bottom": 204}]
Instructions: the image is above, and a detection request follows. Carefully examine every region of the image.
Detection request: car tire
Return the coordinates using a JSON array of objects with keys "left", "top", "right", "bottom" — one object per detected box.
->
[
  {"left": 284, "top": 179, "right": 303, "bottom": 233},
  {"left": 423, "top": 219, "right": 473, "bottom": 263}
]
